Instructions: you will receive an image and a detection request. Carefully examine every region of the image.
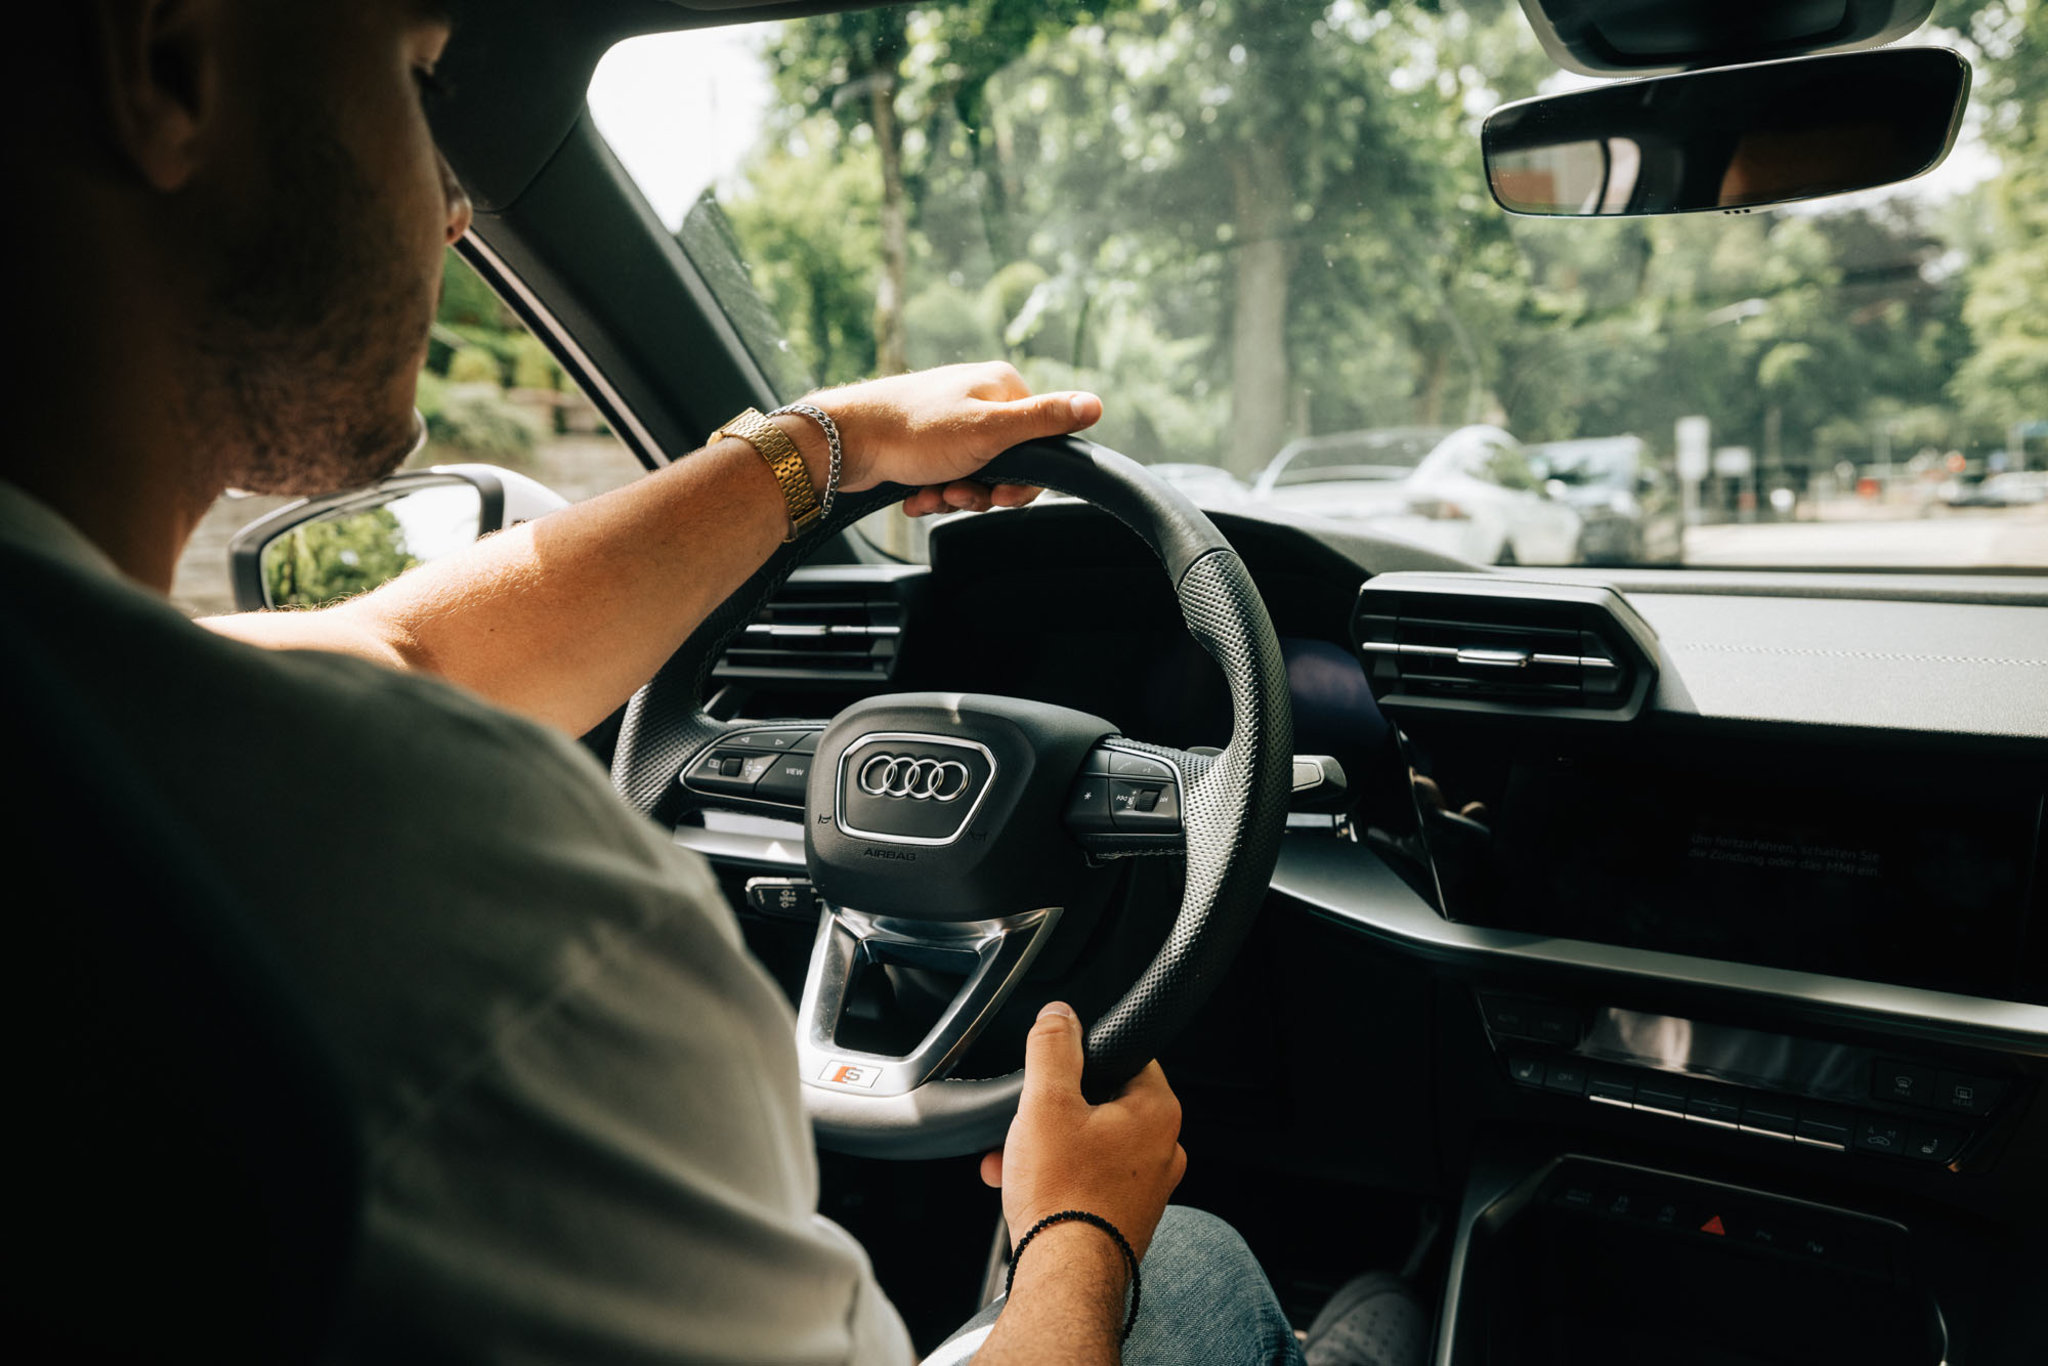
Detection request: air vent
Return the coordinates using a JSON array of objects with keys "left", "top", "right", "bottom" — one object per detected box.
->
[
  {"left": 1353, "top": 573, "right": 1657, "bottom": 720},
  {"left": 715, "top": 566, "right": 926, "bottom": 684}
]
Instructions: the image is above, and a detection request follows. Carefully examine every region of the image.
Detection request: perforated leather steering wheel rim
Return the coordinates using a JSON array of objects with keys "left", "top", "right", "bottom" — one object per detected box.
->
[{"left": 611, "top": 435, "right": 1293, "bottom": 1157}]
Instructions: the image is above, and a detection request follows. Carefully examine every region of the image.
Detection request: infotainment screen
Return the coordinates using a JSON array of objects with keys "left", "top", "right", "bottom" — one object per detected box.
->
[{"left": 1413, "top": 740, "right": 2043, "bottom": 1000}]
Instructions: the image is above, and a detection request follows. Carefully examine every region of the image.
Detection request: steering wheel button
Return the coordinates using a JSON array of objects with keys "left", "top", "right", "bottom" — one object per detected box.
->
[
  {"left": 1065, "top": 776, "right": 1113, "bottom": 830},
  {"left": 1109, "top": 751, "right": 1176, "bottom": 781},
  {"left": 719, "top": 756, "right": 745, "bottom": 778},
  {"left": 1110, "top": 780, "right": 1181, "bottom": 832},
  {"left": 756, "top": 755, "right": 813, "bottom": 804}
]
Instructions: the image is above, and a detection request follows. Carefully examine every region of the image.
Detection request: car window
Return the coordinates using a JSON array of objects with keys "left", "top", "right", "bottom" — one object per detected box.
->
[
  {"left": 588, "top": 0, "right": 2046, "bottom": 569},
  {"left": 170, "top": 251, "right": 646, "bottom": 617}
]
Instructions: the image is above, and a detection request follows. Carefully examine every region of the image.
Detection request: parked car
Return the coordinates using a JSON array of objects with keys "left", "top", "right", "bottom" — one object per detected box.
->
[
  {"left": 1252, "top": 424, "right": 1584, "bottom": 565},
  {"left": 1143, "top": 462, "right": 1254, "bottom": 508},
  {"left": 1529, "top": 435, "right": 1684, "bottom": 564},
  {"left": 1943, "top": 470, "right": 2048, "bottom": 508}
]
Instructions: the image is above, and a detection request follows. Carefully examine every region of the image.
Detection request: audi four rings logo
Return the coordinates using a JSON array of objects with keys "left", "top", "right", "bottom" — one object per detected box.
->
[{"left": 857, "top": 754, "right": 973, "bottom": 801}]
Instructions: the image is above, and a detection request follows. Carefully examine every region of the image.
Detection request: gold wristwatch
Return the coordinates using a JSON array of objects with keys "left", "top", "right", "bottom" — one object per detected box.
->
[{"left": 714, "top": 407, "right": 822, "bottom": 540}]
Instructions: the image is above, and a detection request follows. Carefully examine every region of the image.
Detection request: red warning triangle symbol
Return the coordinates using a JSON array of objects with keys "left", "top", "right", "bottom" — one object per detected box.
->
[{"left": 1700, "top": 1214, "right": 1727, "bottom": 1236}]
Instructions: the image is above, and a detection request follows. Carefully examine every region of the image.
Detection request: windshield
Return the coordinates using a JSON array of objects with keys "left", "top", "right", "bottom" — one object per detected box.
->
[
  {"left": 589, "top": 0, "right": 2045, "bottom": 570},
  {"left": 1535, "top": 439, "right": 1642, "bottom": 489},
  {"left": 1264, "top": 429, "right": 1449, "bottom": 489}
]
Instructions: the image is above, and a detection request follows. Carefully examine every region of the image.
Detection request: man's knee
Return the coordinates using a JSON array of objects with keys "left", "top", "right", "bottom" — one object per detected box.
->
[
  {"left": 1146, "top": 1204, "right": 1266, "bottom": 1284},
  {"left": 1129, "top": 1206, "right": 1296, "bottom": 1360}
]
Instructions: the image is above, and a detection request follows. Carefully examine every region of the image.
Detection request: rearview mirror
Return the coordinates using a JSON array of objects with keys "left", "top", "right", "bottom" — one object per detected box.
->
[
  {"left": 1483, "top": 48, "right": 1969, "bottom": 217},
  {"left": 228, "top": 465, "right": 568, "bottom": 611}
]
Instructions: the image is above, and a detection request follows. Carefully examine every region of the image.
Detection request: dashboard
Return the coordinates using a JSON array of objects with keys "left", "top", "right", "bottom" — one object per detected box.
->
[
  {"left": 691, "top": 499, "right": 2047, "bottom": 1032},
  {"left": 676, "top": 497, "right": 2048, "bottom": 1356}
]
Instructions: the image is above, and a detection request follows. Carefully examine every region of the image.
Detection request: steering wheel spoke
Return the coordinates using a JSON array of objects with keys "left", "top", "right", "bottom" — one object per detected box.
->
[{"left": 797, "top": 904, "right": 1061, "bottom": 1097}]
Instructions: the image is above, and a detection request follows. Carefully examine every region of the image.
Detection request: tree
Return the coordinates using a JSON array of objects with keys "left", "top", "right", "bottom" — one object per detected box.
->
[
  {"left": 760, "top": 5, "right": 1123, "bottom": 375},
  {"left": 264, "top": 509, "right": 418, "bottom": 609},
  {"left": 721, "top": 0, "right": 2042, "bottom": 484},
  {"left": 1944, "top": 0, "right": 2048, "bottom": 446}
]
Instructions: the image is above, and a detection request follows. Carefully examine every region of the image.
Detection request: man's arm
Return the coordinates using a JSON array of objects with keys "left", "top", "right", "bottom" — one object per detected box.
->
[
  {"left": 973, "top": 1003, "right": 1189, "bottom": 1366},
  {"left": 204, "top": 364, "right": 1100, "bottom": 737}
]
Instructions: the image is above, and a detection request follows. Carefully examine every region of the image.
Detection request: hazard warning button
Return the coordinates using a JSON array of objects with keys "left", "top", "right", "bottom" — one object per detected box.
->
[{"left": 1699, "top": 1213, "right": 1727, "bottom": 1236}]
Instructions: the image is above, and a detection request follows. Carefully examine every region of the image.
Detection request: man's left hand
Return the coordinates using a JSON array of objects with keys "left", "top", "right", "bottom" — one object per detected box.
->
[{"left": 805, "top": 362, "right": 1102, "bottom": 516}]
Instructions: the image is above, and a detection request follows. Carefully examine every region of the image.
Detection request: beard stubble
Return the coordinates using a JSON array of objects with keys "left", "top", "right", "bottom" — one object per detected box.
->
[{"left": 194, "top": 86, "right": 436, "bottom": 496}]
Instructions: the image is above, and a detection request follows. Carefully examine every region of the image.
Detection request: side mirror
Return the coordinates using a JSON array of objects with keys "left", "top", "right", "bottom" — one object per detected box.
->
[
  {"left": 228, "top": 464, "right": 568, "bottom": 611},
  {"left": 1483, "top": 48, "right": 1969, "bottom": 217}
]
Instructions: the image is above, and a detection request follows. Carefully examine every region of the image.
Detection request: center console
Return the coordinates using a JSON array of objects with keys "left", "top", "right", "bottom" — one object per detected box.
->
[
  {"left": 1331, "top": 573, "right": 2048, "bottom": 1362},
  {"left": 1477, "top": 992, "right": 2030, "bottom": 1174},
  {"left": 1441, "top": 1156, "right": 1946, "bottom": 1365}
]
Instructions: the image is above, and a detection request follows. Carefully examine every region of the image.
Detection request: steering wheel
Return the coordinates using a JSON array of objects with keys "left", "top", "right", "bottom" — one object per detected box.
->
[{"left": 610, "top": 436, "right": 1292, "bottom": 1159}]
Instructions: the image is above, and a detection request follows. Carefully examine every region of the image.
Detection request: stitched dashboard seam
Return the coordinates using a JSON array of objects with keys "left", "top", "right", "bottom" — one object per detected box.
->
[{"left": 1672, "top": 642, "right": 2047, "bottom": 667}]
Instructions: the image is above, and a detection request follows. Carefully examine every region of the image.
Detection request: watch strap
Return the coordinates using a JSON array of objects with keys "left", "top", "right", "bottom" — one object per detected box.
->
[{"left": 714, "top": 407, "right": 821, "bottom": 540}]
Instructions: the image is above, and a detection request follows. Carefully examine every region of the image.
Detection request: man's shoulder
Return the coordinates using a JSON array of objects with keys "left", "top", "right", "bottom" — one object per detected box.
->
[
  {"left": 0, "top": 538, "right": 705, "bottom": 942},
  {"left": 9, "top": 538, "right": 607, "bottom": 800}
]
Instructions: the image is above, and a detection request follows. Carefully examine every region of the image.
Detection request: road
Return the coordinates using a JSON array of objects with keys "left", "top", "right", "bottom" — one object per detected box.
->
[{"left": 1682, "top": 504, "right": 2048, "bottom": 569}]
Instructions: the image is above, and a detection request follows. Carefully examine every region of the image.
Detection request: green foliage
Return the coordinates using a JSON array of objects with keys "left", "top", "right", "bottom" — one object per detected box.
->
[
  {"left": 716, "top": 0, "right": 2041, "bottom": 474},
  {"left": 436, "top": 249, "right": 515, "bottom": 330},
  {"left": 510, "top": 332, "right": 563, "bottom": 391},
  {"left": 446, "top": 347, "right": 502, "bottom": 386},
  {"left": 263, "top": 508, "right": 418, "bottom": 609},
  {"left": 726, "top": 129, "right": 888, "bottom": 384},
  {"left": 427, "top": 389, "right": 541, "bottom": 462},
  {"left": 1949, "top": 6, "right": 2048, "bottom": 439}
]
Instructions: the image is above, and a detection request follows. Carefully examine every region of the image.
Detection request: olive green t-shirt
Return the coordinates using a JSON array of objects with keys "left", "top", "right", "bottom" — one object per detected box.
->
[{"left": 0, "top": 482, "right": 913, "bottom": 1364}]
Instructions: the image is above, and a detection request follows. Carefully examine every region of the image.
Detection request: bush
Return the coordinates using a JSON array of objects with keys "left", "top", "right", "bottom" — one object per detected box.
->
[
  {"left": 426, "top": 389, "right": 541, "bottom": 463},
  {"left": 413, "top": 367, "right": 448, "bottom": 421},
  {"left": 510, "top": 333, "right": 563, "bottom": 392},
  {"left": 265, "top": 507, "right": 418, "bottom": 608},
  {"left": 446, "top": 347, "right": 502, "bottom": 386}
]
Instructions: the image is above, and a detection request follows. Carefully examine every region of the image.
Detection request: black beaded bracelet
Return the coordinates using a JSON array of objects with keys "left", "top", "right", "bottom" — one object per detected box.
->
[{"left": 1005, "top": 1209, "right": 1142, "bottom": 1343}]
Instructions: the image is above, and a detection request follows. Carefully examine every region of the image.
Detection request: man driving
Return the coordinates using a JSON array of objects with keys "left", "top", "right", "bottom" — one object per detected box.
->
[{"left": 1, "top": 3, "right": 1419, "bottom": 1362}]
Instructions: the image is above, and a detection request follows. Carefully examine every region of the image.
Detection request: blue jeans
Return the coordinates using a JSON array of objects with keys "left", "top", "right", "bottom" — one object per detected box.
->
[{"left": 921, "top": 1206, "right": 1305, "bottom": 1365}]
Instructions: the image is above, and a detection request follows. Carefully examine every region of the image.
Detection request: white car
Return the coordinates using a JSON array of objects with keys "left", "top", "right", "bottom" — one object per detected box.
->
[
  {"left": 1143, "top": 462, "right": 1255, "bottom": 509},
  {"left": 1252, "top": 425, "right": 1584, "bottom": 565}
]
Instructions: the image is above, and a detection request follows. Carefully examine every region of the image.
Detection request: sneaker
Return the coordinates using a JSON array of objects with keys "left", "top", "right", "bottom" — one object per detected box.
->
[{"left": 1302, "top": 1272, "right": 1429, "bottom": 1366}]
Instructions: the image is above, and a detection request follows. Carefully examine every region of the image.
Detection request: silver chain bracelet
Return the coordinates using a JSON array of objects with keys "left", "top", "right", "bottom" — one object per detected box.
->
[{"left": 770, "top": 402, "right": 843, "bottom": 521}]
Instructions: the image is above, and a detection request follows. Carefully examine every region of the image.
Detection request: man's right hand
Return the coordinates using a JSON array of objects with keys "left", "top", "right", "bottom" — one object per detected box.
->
[{"left": 979, "top": 1001, "right": 1186, "bottom": 1262}]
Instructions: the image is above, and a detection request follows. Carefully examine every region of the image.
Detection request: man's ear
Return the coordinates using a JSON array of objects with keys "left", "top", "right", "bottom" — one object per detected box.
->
[{"left": 90, "top": 0, "right": 224, "bottom": 192}]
